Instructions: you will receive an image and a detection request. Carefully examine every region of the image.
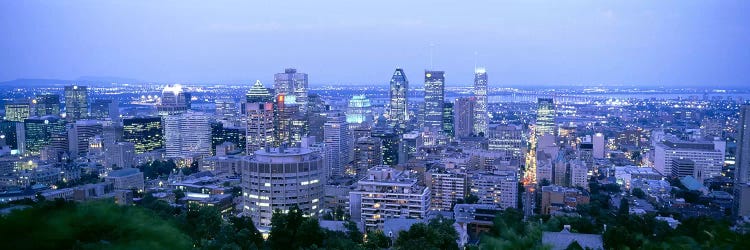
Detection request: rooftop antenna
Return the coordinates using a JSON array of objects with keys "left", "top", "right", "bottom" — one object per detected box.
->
[{"left": 429, "top": 43, "right": 435, "bottom": 70}]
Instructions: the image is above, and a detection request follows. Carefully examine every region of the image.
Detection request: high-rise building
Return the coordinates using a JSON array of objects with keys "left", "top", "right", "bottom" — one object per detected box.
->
[
  {"left": 246, "top": 80, "right": 274, "bottom": 104},
  {"left": 64, "top": 85, "right": 89, "bottom": 121},
  {"left": 352, "top": 136, "right": 382, "bottom": 179},
  {"left": 104, "top": 142, "right": 136, "bottom": 170},
  {"left": 23, "top": 116, "right": 67, "bottom": 155},
  {"left": 246, "top": 102, "right": 275, "bottom": 155},
  {"left": 454, "top": 97, "right": 476, "bottom": 138},
  {"left": 33, "top": 94, "right": 61, "bottom": 117},
  {"left": 4, "top": 100, "right": 31, "bottom": 122},
  {"left": 164, "top": 112, "right": 211, "bottom": 158},
  {"left": 215, "top": 99, "right": 236, "bottom": 120},
  {"left": 470, "top": 170, "right": 518, "bottom": 209},
  {"left": 349, "top": 166, "right": 430, "bottom": 230},
  {"left": 371, "top": 117, "right": 399, "bottom": 166},
  {"left": 473, "top": 68, "right": 488, "bottom": 136},
  {"left": 442, "top": 102, "right": 454, "bottom": 138},
  {"left": 734, "top": 105, "right": 750, "bottom": 218},
  {"left": 427, "top": 169, "right": 467, "bottom": 211},
  {"left": 424, "top": 70, "right": 445, "bottom": 132},
  {"left": 122, "top": 116, "right": 163, "bottom": 153},
  {"left": 157, "top": 85, "right": 190, "bottom": 116},
  {"left": 399, "top": 131, "right": 422, "bottom": 164},
  {"left": 488, "top": 124, "right": 524, "bottom": 160},
  {"left": 346, "top": 95, "right": 373, "bottom": 126},
  {"left": 388, "top": 68, "right": 409, "bottom": 133},
  {"left": 653, "top": 139, "right": 724, "bottom": 180},
  {"left": 593, "top": 133, "right": 605, "bottom": 158},
  {"left": 324, "top": 111, "right": 350, "bottom": 179},
  {"left": 241, "top": 147, "right": 324, "bottom": 229},
  {"left": 274, "top": 68, "right": 308, "bottom": 113},
  {"left": 68, "top": 120, "right": 103, "bottom": 157},
  {"left": 90, "top": 99, "right": 119, "bottom": 120},
  {"left": 0, "top": 121, "right": 20, "bottom": 151},
  {"left": 306, "top": 93, "right": 328, "bottom": 143},
  {"left": 274, "top": 95, "right": 306, "bottom": 146},
  {"left": 535, "top": 98, "right": 556, "bottom": 137},
  {"left": 211, "top": 123, "right": 246, "bottom": 155}
]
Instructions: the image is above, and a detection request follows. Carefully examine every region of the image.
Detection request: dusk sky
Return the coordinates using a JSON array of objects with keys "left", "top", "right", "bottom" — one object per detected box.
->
[{"left": 1, "top": 1, "right": 749, "bottom": 87}]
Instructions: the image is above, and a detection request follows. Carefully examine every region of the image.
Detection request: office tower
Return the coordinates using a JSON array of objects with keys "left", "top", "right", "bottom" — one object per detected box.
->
[
  {"left": 215, "top": 99, "right": 236, "bottom": 120},
  {"left": 242, "top": 147, "right": 324, "bottom": 229},
  {"left": 346, "top": 95, "right": 373, "bottom": 127},
  {"left": 454, "top": 97, "right": 476, "bottom": 138},
  {"left": 352, "top": 136, "right": 383, "bottom": 179},
  {"left": 23, "top": 116, "right": 66, "bottom": 155},
  {"left": 399, "top": 131, "right": 422, "bottom": 164},
  {"left": 164, "top": 112, "right": 211, "bottom": 158},
  {"left": 324, "top": 111, "right": 350, "bottom": 179},
  {"left": 274, "top": 95, "right": 306, "bottom": 146},
  {"left": 4, "top": 100, "right": 31, "bottom": 122},
  {"left": 388, "top": 68, "right": 409, "bottom": 133},
  {"left": 0, "top": 121, "right": 20, "bottom": 151},
  {"left": 349, "top": 166, "right": 430, "bottom": 230},
  {"left": 157, "top": 84, "right": 190, "bottom": 116},
  {"left": 593, "top": 133, "right": 605, "bottom": 158},
  {"left": 470, "top": 170, "right": 518, "bottom": 209},
  {"left": 306, "top": 93, "right": 328, "bottom": 143},
  {"left": 68, "top": 120, "right": 103, "bottom": 156},
  {"left": 488, "top": 124, "right": 524, "bottom": 160},
  {"left": 653, "top": 139, "right": 724, "bottom": 180},
  {"left": 735, "top": 105, "right": 750, "bottom": 218},
  {"left": 535, "top": 98, "right": 556, "bottom": 137},
  {"left": 246, "top": 102, "right": 275, "bottom": 155},
  {"left": 122, "top": 116, "right": 163, "bottom": 153},
  {"left": 274, "top": 68, "right": 308, "bottom": 113},
  {"left": 211, "top": 122, "right": 246, "bottom": 155},
  {"left": 246, "top": 80, "right": 274, "bottom": 103},
  {"left": 90, "top": 99, "right": 119, "bottom": 120},
  {"left": 442, "top": 102, "right": 454, "bottom": 137},
  {"left": 371, "top": 116, "right": 399, "bottom": 166},
  {"left": 427, "top": 169, "right": 467, "bottom": 211},
  {"left": 579, "top": 142, "right": 594, "bottom": 167},
  {"left": 64, "top": 85, "right": 89, "bottom": 121},
  {"left": 104, "top": 142, "right": 136, "bottom": 170},
  {"left": 424, "top": 70, "right": 445, "bottom": 132},
  {"left": 33, "top": 94, "right": 61, "bottom": 117},
  {"left": 473, "top": 68, "right": 488, "bottom": 136}
]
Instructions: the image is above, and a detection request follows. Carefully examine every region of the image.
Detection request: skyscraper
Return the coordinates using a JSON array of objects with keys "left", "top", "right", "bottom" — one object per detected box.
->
[
  {"left": 246, "top": 102, "right": 275, "bottom": 155},
  {"left": 122, "top": 116, "right": 163, "bottom": 153},
  {"left": 33, "top": 94, "right": 61, "bottom": 117},
  {"left": 346, "top": 95, "right": 373, "bottom": 126},
  {"left": 352, "top": 136, "right": 383, "bottom": 179},
  {"left": 424, "top": 70, "right": 445, "bottom": 133},
  {"left": 388, "top": 68, "right": 409, "bottom": 133},
  {"left": 274, "top": 68, "right": 308, "bottom": 113},
  {"left": 536, "top": 98, "right": 556, "bottom": 137},
  {"left": 246, "top": 80, "right": 274, "bottom": 103},
  {"left": 90, "top": 99, "right": 119, "bottom": 120},
  {"left": 68, "top": 120, "right": 103, "bottom": 157},
  {"left": 4, "top": 100, "right": 31, "bottom": 122},
  {"left": 23, "top": 116, "right": 66, "bottom": 155},
  {"left": 64, "top": 85, "right": 89, "bottom": 121},
  {"left": 473, "top": 68, "right": 488, "bottom": 136},
  {"left": 734, "top": 105, "right": 750, "bottom": 217},
  {"left": 164, "top": 112, "right": 211, "bottom": 158},
  {"left": 454, "top": 97, "right": 476, "bottom": 138},
  {"left": 324, "top": 111, "right": 350, "bottom": 179},
  {"left": 157, "top": 85, "right": 190, "bottom": 116},
  {"left": 442, "top": 102, "right": 454, "bottom": 137}
]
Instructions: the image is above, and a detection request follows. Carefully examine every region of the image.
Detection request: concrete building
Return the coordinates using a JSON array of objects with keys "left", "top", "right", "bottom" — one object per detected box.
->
[
  {"left": 68, "top": 120, "right": 103, "bottom": 157},
  {"left": 469, "top": 170, "right": 518, "bottom": 209},
  {"left": 653, "top": 139, "right": 725, "bottom": 180},
  {"left": 164, "top": 112, "right": 211, "bottom": 158},
  {"left": 454, "top": 97, "right": 476, "bottom": 138},
  {"left": 64, "top": 85, "right": 89, "bottom": 121},
  {"left": 349, "top": 166, "right": 430, "bottom": 230},
  {"left": 735, "top": 105, "right": 750, "bottom": 218},
  {"left": 424, "top": 70, "right": 445, "bottom": 132},
  {"left": 246, "top": 102, "right": 275, "bottom": 155},
  {"left": 426, "top": 168, "right": 467, "bottom": 211},
  {"left": 473, "top": 68, "right": 488, "bottom": 136},
  {"left": 488, "top": 124, "right": 524, "bottom": 160},
  {"left": 104, "top": 142, "right": 136, "bottom": 170},
  {"left": 241, "top": 147, "right": 324, "bottom": 230},
  {"left": 540, "top": 185, "right": 590, "bottom": 215},
  {"left": 352, "top": 136, "right": 382, "bottom": 179},
  {"left": 324, "top": 111, "right": 350, "bottom": 179},
  {"left": 104, "top": 168, "right": 144, "bottom": 191}
]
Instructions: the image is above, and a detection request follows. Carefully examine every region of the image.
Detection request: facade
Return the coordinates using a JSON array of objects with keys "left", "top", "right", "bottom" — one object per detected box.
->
[
  {"left": 487, "top": 124, "right": 524, "bottom": 160},
  {"left": 90, "top": 99, "right": 119, "bottom": 120},
  {"left": 470, "top": 170, "right": 518, "bottom": 209},
  {"left": 241, "top": 147, "right": 324, "bottom": 229},
  {"left": 274, "top": 68, "right": 308, "bottom": 113},
  {"left": 324, "top": 111, "right": 350, "bottom": 178},
  {"left": 442, "top": 102, "right": 454, "bottom": 137},
  {"left": 104, "top": 142, "right": 136, "bottom": 170},
  {"left": 536, "top": 98, "right": 556, "bottom": 137},
  {"left": 346, "top": 95, "right": 372, "bottom": 125},
  {"left": 352, "top": 136, "right": 383, "bottom": 179},
  {"left": 454, "top": 97, "right": 476, "bottom": 138},
  {"left": 122, "top": 116, "right": 163, "bottom": 153},
  {"left": 388, "top": 68, "right": 409, "bottom": 133},
  {"left": 4, "top": 101, "right": 31, "bottom": 122},
  {"left": 23, "top": 116, "right": 66, "bottom": 155},
  {"left": 653, "top": 139, "right": 725, "bottom": 180},
  {"left": 540, "top": 185, "right": 590, "bottom": 215},
  {"left": 592, "top": 133, "right": 605, "bottom": 158},
  {"left": 104, "top": 168, "right": 144, "bottom": 191},
  {"left": 33, "top": 94, "right": 61, "bottom": 117},
  {"left": 735, "top": 105, "right": 750, "bottom": 218},
  {"left": 246, "top": 102, "right": 275, "bottom": 155},
  {"left": 64, "top": 85, "right": 89, "bottom": 121},
  {"left": 427, "top": 169, "right": 467, "bottom": 211},
  {"left": 349, "top": 166, "right": 430, "bottom": 230},
  {"left": 68, "top": 120, "right": 103, "bottom": 157},
  {"left": 164, "top": 112, "right": 211, "bottom": 158},
  {"left": 473, "top": 68, "right": 488, "bottom": 136},
  {"left": 424, "top": 70, "right": 445, "bottom": 132}
]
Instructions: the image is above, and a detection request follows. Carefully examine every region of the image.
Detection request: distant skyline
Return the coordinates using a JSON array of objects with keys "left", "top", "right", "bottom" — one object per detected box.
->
[{"left": 1, "top": 1, "right": 749, "bottom": 87}]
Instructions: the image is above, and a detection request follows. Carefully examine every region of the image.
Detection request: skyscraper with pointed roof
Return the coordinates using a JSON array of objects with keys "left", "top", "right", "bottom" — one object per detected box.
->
[{"left": 388, "top": 68, "right": 409, "bottom": 133}]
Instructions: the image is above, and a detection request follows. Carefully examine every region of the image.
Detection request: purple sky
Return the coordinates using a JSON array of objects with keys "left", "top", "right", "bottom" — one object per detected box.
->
[{"left": 1, "top": 0, "right": 749, "bottom": 87}]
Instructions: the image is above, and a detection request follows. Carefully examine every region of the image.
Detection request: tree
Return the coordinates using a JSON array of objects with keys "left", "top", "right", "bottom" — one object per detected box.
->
[
  {"left": 632, "top": 188, "right": 646, "bottom": 199},
  {"left": 364, "top": 230, "right": 391, "bottom": 250},
  {"left": 345, "top": 220, "right": 364, "bottom": 244},
  {"left": 394, "top": 217, "right": 458, "bottom": 250},
  {"left": 268, "top": 206, "right": 324, "bottom": 249}
]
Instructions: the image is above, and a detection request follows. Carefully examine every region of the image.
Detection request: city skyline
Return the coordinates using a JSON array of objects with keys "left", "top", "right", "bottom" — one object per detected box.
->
[{"left": 2, "top": 1, "right": 749, "bottom": 87}]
